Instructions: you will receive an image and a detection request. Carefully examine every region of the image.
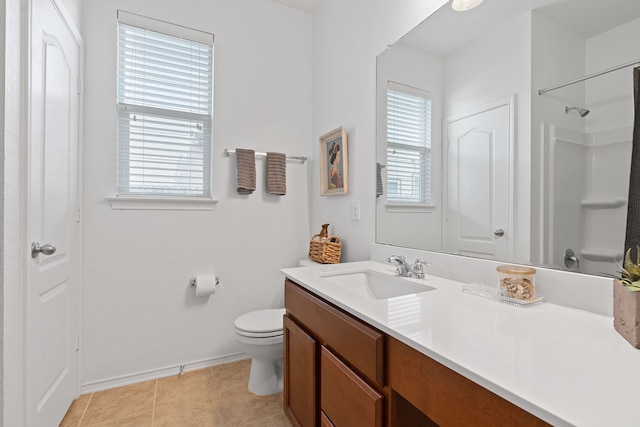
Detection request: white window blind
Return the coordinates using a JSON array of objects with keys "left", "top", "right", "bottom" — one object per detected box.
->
[
  {"left": 386, "top": 81, "right": 431, "bottom": 204},
  {"left": 116, "top": 11, "right": 213, "bottom": 197}
]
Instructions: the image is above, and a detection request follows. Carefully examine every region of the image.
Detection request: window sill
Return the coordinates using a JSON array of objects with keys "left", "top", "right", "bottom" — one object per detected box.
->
[
  {"left": 384, "top": 203, "right": 437, "bottom": 213},
  {"left": 106, "top": 196, "right": 218, "bottom": 211}
]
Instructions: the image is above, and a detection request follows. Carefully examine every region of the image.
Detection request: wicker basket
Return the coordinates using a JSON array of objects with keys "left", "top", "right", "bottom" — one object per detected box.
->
[{"left": 308, "top": 234, "right": 342, "bottom": 264}]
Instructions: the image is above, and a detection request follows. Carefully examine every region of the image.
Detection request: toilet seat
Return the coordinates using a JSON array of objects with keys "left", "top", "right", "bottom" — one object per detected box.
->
[{"left": 235, "top": 308, "right": 285, "bottom": 338}]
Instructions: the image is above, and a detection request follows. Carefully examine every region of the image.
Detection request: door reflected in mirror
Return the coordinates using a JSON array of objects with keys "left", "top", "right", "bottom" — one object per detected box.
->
[{"left": 376, "top": 0, "right": 640, "bottom": 277}]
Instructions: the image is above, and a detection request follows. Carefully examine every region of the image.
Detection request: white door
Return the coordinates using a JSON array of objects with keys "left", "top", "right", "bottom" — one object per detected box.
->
[
  {"left": 26, "top": 0, "right": 81, "bottom": 425},
  {"left": 444, "top": 98, "right": 513, "bottom": 260}
]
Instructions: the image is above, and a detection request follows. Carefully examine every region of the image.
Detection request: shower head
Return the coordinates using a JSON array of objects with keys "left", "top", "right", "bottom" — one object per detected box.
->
[{"left": 565, "top": 106, "right": 590, "bottom": 117}]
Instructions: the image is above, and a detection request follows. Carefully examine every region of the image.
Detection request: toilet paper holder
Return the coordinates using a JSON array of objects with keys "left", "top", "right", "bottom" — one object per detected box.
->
[{"left": 190, "top": 276, "right": 220, "bottom": 287}]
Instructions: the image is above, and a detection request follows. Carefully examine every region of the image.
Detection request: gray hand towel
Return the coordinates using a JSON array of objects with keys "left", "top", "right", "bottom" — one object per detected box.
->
[
  {"left": 376, "top": 163, "right": 384, "bottom": 197},
  {"left": 266, "top": 152, "right": 287, "bottom": 195},
  {"left": 236, "top": 149, "right": 256, "bottom": 194}
]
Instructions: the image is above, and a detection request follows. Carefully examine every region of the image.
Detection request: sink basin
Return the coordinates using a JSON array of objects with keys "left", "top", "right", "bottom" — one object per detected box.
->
[{"left": 318, "top": 269, "right": 435, "bottom": 299}]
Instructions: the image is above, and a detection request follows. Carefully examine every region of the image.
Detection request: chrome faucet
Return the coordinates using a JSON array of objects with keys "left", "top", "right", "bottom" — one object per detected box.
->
[
  {"left": 386, "top": 256, "right": 431, "bottom": 279},
  {"left": 386, "top": 255, "right": 412, "bottom": 277}
]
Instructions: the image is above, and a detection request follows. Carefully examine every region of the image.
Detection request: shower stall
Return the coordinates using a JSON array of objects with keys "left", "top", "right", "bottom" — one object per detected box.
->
[
  {"left": 541, "top": 123, "right": 630, "bottom": 276},
  {"left": 534, "top": 13, "right": 638, "bottom": 276}
]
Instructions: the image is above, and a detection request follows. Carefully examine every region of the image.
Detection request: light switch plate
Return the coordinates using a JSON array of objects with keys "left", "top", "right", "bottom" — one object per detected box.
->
[{"left": 351, "top": 200, "right": 361, "bottom": 221}]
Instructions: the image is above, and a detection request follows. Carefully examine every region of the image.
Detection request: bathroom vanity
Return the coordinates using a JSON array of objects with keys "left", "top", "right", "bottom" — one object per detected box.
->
[
  {"left": 281, "top": 261, "right": 640, "bottom": 427},
  {"left": 284, "top": 279, "right": 385, "bottom": 426},
  {"left": 284, "top": 278, "right": 545, "bottom": 426}
]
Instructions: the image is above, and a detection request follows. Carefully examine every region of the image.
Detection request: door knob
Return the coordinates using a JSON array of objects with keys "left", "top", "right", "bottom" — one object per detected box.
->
[
  {"left": 31, "top": 241, "right": 57, "bottom": 258},
  {"left": 494, "top": 229, "right": 505, "bottom": 237}
]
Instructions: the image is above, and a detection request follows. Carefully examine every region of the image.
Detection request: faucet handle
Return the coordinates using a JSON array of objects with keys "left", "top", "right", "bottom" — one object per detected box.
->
[{"left": 410, "top": 259, "right": 431, "bottom": 279}]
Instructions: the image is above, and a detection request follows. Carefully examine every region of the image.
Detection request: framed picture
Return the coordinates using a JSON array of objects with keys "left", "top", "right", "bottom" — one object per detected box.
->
[{"left": 320, "top": 127, "right": 349, "bottom": 196}]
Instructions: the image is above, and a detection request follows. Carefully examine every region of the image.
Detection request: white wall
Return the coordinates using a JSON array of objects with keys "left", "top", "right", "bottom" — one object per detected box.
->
[
  {"left": 443, "top": 13, "right": 532, "bottom": 263},
  {"left": 80, "top": 0, "right": 448, "bottom": 390},
  {"left": 376, "top": 44, "right": 444, "bottom": 250},
  {"left": 81, "top": 0, "right": 312, "bottom": 388},
  {"left": 2, "top": 0, "right": 24, "bottom": 424},
  {"left": 531, "top": 11, "right": 586, "bottom": 265},
  {"left": 310, "top": 0, "right": 447, "bottom": 262},
  {"left": 585, "top": 17, "right": 640, "bottom": 133},
  {"left": 443, "top": 13, "right": 531, "bottom": 120}
]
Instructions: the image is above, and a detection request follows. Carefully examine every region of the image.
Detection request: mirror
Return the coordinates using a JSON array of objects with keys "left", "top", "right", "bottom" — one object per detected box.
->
[{"left": 376, "top": 0, "right": 640, "bottom": 277}]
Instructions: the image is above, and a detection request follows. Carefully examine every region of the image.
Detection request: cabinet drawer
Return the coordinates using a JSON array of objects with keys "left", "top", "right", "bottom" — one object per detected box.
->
[
  {"left": 285, "top": 279, "right": 385, "bottom": 386},
  {"left": 320, "top": 346, "right": 384, "bottom": 427}
]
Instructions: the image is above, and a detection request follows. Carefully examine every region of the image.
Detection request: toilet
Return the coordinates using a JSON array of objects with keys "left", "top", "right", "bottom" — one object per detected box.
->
[
  {"left": 234, "top": 308, "right": 286, "bottom": 395},
  {"left": 234, "top": 259, "right": 319, "bottom": 395}
]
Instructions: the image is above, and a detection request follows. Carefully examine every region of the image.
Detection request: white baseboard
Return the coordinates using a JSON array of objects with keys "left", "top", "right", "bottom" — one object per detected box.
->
[{"left": 80, "top": 352, "right": 249, "bottom": 394}]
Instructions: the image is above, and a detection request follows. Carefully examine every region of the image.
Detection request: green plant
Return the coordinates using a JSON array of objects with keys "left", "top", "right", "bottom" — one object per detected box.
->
[{"left": 620, "top": 247, "right": 640, "bottom": 291}]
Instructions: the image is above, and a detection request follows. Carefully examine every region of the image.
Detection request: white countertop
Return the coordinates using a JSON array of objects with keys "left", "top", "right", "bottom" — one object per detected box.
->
[{"left": 281, "top": 260, "right": 640, "bottom": 427}]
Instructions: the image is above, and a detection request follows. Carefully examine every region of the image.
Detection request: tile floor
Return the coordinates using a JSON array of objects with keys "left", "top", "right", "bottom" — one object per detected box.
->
[{"left": 60, "top": 359, "right": 292, "bottom": 427}]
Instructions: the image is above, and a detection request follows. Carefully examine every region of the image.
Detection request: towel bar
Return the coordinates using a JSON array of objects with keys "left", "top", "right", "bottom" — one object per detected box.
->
[{"left": 224, "top": 148, "right": 307, "bottom": 163}]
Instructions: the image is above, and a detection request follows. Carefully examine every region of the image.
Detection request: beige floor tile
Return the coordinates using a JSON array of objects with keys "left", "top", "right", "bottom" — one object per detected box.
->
[
  {"left": 83, "top": 411, "right": 153, "bottom": 427},
  {"left": 59, "top": 358, "right": 285, "bottom": 427},
  {"left": 155, "top": 368, "right": 217, "bottom": 408},
  {"left": 218, "top": 387, "right": 283, "bottom": 426},
  {"left": 210, "top": 359, "right": 251, "bottom": 396},
  {"left": 228, "top": 412, "right": 292, "bottom": 427},
  {"left": 59, "top": 393, "right": 92, "bottom": 427},
  {"left": 153, "top": 398, "right": 225, "bottom": 427},
  {"left": 81, "top": 380, "right": 156, "bottom": 426}
]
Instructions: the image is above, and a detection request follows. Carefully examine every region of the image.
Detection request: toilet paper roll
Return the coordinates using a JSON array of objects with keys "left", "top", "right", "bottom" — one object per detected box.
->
[{"left": 194, "top": 274, "right": 218, "bottom": 296}]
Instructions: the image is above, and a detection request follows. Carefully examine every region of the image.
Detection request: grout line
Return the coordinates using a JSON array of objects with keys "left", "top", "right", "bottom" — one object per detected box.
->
[
  {"left": 77, "top": 393, "right": 93, "bottom": 427},
  {"left": 64, "top": 361, "right": 291, "bottom": 427},
  {"left": 151, "top": 380, "right": 158, "bottom": 426}
]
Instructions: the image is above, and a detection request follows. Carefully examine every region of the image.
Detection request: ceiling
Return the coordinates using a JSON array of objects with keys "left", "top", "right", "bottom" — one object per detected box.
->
[
  {"left": 397, "top": 0, "right": 640, "bottom": 58},
  {"left": 267, "top": 0, "right": 321, "bottom": 13}
]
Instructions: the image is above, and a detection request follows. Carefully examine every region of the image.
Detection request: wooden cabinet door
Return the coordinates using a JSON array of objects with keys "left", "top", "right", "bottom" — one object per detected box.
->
[
  {"left": 387, "top": 337, "right": 550, "bottom": 427},
  {"left": 284, "top": 315, "right": 318, "bottom": 427},
  {"left": 320, "top": 412, "right": 335, "bottom": 427},
  {"left": 320, "top": 346, "right": 384, "bottom": 427}
]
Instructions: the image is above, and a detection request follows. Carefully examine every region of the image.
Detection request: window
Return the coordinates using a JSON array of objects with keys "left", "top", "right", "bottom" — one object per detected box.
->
[
  {"left": 116, "top": 11, "right": 213, "bottom": 197},
  {"left": 386, "top": 81, "right": 432, "bottom": 205}
]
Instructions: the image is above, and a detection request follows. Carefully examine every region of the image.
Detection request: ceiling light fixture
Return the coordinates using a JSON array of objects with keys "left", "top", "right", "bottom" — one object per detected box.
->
[{"left": 451, "top": 0, "right": 484, "bottom": 12}]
